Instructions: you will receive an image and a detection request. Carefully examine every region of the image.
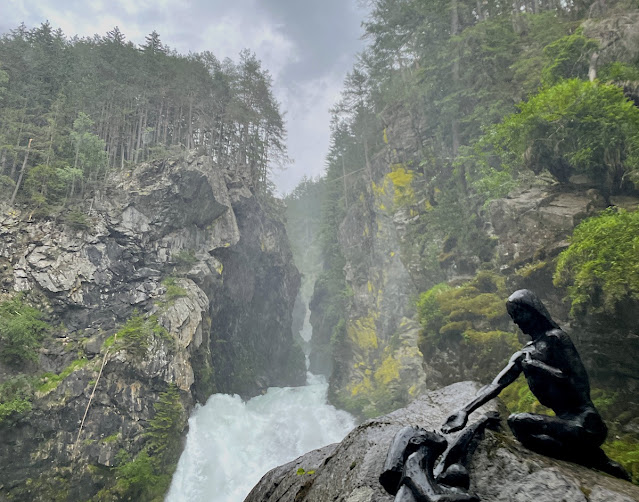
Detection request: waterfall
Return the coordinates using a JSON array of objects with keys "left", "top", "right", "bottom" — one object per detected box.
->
[{"left": 166, "top": 372, "right": 356, "bottom": 502}]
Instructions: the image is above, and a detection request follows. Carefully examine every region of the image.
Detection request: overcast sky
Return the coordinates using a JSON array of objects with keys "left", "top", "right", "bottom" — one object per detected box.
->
[{"left": 1, "top": 0, "right": 369, "bottom": 195}]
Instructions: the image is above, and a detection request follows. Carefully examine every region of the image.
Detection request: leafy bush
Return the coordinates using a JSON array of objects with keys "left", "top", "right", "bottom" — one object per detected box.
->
[
  {"left": 0, "top": 295, "right": 50, "bottom": 367},
  {"left": 541, "top": 32, "right": 598, "bottom": 85},
  {"left": 554, "top": 208, "right": 639, "bottom": 317},
  {"left": 599, "top": 62, "right": 639, "bottom": 82},
  {"left": 491, "top": 79, "right": 639, "bottom": 192},
  {"left": 0, "top": 375, "right": 34, "bottom": 425}
]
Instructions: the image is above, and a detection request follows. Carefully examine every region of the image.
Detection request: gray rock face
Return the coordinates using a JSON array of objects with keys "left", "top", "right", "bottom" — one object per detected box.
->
[
  {"left": 487, "top": 186, "right": 608, "bottom": 267},
  {"left": 0, "top": 153, "right": 305, "bottom": 500},
  {"left": 245, "top": 382, "right": 639, "bottom": 502}
]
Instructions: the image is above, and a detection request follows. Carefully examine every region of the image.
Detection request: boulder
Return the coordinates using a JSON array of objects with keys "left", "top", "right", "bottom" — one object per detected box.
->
[{"left": 246, "top": 382, "right": 639, "bottom": 502}]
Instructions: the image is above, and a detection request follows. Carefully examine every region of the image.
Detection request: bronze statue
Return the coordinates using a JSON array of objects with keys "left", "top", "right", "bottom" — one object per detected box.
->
[
  {"left": 381, "top": 289, "right": 629, "bottom": 502},
  {"left": 442, "top": 289, "right": 630, "bottom": 480}
]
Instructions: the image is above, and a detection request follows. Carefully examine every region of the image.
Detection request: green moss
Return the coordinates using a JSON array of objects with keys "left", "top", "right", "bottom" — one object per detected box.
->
[
  {"left": 418, "top": 271, "right": 509, "bottom": 345},
  {"left": 500, "top": 375, "right": 553, "bottom": 415},
  {"left": 417, "top": 271, "right": 518, "bottom": 383},
  {"left": 554, "top": 208, "right": 639, "bottom": 317},
  {"left": 602, "top": 436, "right": 639, "bottom": 483},
  {"left": 440, "top": 321, "right": 472, "bottom": 338},
  {"left": 37, "top": 357, "right": 89, "bottom": 395},
  {"left": 515, "top": 260, "right": 548, "bottom": 278},
  {"left": 102, "top": 433, "right": 119, "bottom": 444}
]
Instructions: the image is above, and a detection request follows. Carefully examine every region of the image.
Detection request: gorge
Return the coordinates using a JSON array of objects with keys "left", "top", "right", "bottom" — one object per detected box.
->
[{"left": 2, "top": 0, "right": 639, "bottom": 500}]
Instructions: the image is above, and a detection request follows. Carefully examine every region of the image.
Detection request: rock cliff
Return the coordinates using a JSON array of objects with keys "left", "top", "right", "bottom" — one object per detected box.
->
[
  {"left": 0, "top": 152, "right": 305, "bottom": 500},
  {"left": 310, "top": 94, "right": 639, "bottom": 424},
  {"left": 245, "top": 382, "right": 639, "bottom": 502}
]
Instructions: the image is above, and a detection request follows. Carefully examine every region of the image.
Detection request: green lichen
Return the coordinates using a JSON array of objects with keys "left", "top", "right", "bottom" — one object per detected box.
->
[{"left": 374, "top": 355, "right": 400, "bottom": 386}]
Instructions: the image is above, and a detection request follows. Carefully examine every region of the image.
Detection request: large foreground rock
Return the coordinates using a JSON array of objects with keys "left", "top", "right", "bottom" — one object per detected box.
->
[{"left": 246, "top": 382, "right": 639, "bottom": 502}]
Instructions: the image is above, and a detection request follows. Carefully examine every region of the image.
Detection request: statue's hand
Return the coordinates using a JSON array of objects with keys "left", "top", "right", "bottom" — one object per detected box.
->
[{"left": 441, "top": 410, "right": 468, "bottom": 434}]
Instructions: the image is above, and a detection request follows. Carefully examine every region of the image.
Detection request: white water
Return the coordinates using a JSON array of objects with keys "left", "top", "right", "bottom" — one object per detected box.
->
[{"left": 166, "top": 372, "right": 356, "bottom": 502}]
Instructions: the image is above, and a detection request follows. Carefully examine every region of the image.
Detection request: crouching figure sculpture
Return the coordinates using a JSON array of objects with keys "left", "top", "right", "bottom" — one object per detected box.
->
[{"left": 381, "top": 289, "right": 629, "bottom": 502}]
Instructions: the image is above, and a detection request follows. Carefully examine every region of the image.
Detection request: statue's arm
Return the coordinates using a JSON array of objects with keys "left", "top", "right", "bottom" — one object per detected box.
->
[{"left": 442, "top": 351, "right": 524, "bottom": 434}]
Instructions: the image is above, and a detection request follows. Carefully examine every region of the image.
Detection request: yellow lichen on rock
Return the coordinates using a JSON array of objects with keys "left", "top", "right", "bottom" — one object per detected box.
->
[
  {"left": 350, "top": 376, "right": 372, "bottom": 396},
  {"left": 347, "top": 315, "right": 378, "bottom": 351},
  {"left": 374, "top": 354, "right": 400, "bottom": 385}
]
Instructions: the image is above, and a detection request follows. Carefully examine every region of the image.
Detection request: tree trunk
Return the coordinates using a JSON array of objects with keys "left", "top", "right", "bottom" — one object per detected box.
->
[
  {"left": 134, "top": 108, "right": 144, "bottom": 164},
  {"left": 451, "top": 0, "right": 460, "bottom": 161},
  {"left": 342, "top": 155, "right": 349, "bottom": 210},
  {"left": 0, "top": 149, "right": 6, "bottom": 175},
  {"left": 589, "top": 51, "right": 599, "bottom": 81},
  {"left": 187, "top": 98, "right": 194, "bottom": 150},
  {"left": 10, "top": 107, "right": 27, "bottom": 179},
  {"left": 10, "top": 138, "right": 32, "bottom": 206}
]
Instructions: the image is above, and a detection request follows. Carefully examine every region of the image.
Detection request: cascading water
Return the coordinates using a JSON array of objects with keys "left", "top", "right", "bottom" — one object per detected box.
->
[{"left": 166, "top": 372, "right": 356, "bottom": 502}]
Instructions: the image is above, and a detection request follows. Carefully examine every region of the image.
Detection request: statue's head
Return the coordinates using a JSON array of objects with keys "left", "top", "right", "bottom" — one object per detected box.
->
[{"left": 506, "top": 289, "right": 559, "bottom": 338}]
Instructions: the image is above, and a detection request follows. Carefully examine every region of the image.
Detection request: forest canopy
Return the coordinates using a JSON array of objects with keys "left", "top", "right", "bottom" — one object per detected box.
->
[{"left": 0, "top": 23, "right": 287, "bottom": 214}]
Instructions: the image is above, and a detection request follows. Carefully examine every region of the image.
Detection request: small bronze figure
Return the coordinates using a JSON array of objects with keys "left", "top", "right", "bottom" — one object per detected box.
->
[{"left": 442, "top": 289, "right": 630, "bottom": 480}]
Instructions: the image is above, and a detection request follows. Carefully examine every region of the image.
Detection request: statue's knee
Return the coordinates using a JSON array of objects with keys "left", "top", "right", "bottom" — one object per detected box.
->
[{"left": 507, "top": 413, "right": 530, "bottom": 427}]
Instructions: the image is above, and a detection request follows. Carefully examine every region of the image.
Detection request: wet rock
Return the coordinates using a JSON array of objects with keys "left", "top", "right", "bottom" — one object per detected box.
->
[{"left": 246, "top": 382, "right": 639, "bottom": 502}]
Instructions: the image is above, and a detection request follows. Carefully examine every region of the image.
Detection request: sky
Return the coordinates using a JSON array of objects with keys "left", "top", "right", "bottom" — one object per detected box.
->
[{"left": 1, "top": 0, "right": 369, "bottom": 195}]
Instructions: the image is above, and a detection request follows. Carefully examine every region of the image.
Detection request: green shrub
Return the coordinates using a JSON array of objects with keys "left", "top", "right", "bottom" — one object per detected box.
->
[
  {"left": 171, "top": 250, "right": 197, "bottom": 271},
  {"left": 491, "top": 80, "right": 639, "bottom": 190},
  {"left": 598, "top": 62, "right": 639, "bottom": 82},
  {"left": 554, "top": 208, "right": 639, "bottom": 317},
  {"left": 161, "top": 277, "right": 187, "bottom": 302},
  {"left": 95, "top": 385, "right": 185, "bottom": 501},
  {"left": 116, "top": 313, "right": 171, "bottom": 357},
  {"left": 63, "top": 209, "right": 91, "bottom": 231},
  {"left": 146, "top": 384, "right": 185, "bottom": 462},
  {"left": 0, "top": 295, "right": 50, "bottom": 367},
  {"left": 0, "top": 375, "right": 34, "bottom": 425},
  {"left": 541, "top": 32, "right": 598, "bottom": 85}
]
